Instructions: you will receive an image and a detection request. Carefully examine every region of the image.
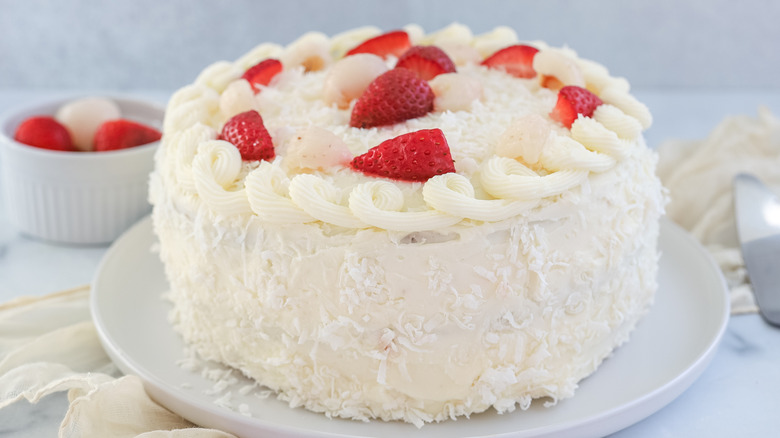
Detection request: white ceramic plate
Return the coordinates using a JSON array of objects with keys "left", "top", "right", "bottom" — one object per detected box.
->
[{"left": 91, "top": 217, "right": 729, "bottom": 438}]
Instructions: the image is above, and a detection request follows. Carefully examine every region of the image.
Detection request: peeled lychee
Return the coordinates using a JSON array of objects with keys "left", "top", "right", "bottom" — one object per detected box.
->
[
  {"left": 56, "top": 97, "right": 121, "bottom": 151},
  {"left": 284, "top": 126, "right": 352, "bottom": 171}
]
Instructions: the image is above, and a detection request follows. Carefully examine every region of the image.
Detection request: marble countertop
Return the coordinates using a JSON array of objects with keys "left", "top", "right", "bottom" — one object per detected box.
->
[{"left": 1, "top": 89, "right": 779, "bottom": 437}]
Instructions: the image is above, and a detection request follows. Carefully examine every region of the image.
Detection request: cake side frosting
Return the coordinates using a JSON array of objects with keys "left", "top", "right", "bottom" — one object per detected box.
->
[
  {"left": 152, "top": 151, "right": 662, "bottom": 424},
  {"left": 149, "top": 23, "right": 665, "bottom": 426}
]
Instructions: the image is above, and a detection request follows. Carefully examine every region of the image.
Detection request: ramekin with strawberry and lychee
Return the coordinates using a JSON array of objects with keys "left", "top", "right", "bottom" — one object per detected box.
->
[{"left": 13, "top": 97, "right": 162, "bottom": 152}]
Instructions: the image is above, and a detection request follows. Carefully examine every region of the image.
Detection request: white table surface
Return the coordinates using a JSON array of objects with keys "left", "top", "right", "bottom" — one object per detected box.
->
[{"left": 1, "top": 89, "right": 779, "bottom": 437}]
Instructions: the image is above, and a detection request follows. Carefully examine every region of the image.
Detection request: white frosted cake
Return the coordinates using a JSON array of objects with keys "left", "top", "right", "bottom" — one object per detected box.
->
[{"left": 150, "top": 23, "right": 664, "bottom": 426}]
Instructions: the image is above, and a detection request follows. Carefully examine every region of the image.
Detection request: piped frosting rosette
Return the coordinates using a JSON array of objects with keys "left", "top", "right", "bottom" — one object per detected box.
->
[{"left": 192, "top": 140, "right": 253, "bottom": 216}]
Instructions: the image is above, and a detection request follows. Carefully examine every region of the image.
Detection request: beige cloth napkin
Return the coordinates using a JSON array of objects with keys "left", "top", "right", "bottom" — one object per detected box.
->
[
  {"left": 657, "top": 107, "right": 780, "bottom": 315},
  {"left": 0, "top": 285, "right": 235, "bottom": 438},
  {"left": 2, "top": 110, "right": 775, "bottom": 436}
]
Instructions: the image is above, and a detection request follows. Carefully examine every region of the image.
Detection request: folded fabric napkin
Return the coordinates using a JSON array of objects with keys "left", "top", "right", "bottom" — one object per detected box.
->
[
  {"left": 658, "top": 107, "right": 780, "bottom": 315},
  {"left": 0, "top": 285, "right": 235, "bottom": 437},
  {"left": 1, "top": 109, "right": 774, "bottom": 436}
]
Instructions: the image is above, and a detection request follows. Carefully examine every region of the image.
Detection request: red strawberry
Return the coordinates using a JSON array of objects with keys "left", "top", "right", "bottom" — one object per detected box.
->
[
  {"left": 350, "top": 128, "right": 455, "bottom": 182},
  {"left": 549, "top": 85, "right": 603, "bottom": 129},
  {"left": 13, "top": 116, "right": 74, "bottom": 151},
  {"left": 93, "top": 119, "right": 162, "bottom": 151},
  {"left": 350, "top": 68, "right": 434, "bottom": 129},
  {"left": 481, "top": 44, "right": 539, "bottom": 78},
  {"left": 395, "top": 45, "right": 457, "bottom": 80},
  {"left": 242, "top": 58, "right": 283, "bottom": 93},
  {"left": 219, "top": 110, "right": 275, "bottom": 161},
  {"left": 345, "top": 30, "right": 411, "bottom": 58}
]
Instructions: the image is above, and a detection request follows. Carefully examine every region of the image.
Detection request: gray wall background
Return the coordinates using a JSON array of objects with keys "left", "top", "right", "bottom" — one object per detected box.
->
[{"left": 1, "top": 0, "right": 778, "bottom": 92}]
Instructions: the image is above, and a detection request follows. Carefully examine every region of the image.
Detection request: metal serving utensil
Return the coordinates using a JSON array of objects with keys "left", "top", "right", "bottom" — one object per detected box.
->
[{"left": 734, "top": 173, "right": 780, "bottom": 327}]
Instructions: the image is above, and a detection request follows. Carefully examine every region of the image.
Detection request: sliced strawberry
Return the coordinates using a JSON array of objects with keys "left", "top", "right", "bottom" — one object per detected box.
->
[
  {"left": 345, "top": 30, "right": 411, "bottom": 59},
  {"left": 219, "top": 110, "right": 275, "bottom": 161},
  {"left": 351, "top": 128, "right": 455, "bottom": 182},
  {"left": 350, "top": 68, "right": 434, "bottom": 129},
  {"left": 14, "top": 116, "right": 74, "bottom": 151},
  {"left": 549, "top": 85, "right": 603, "bottom": 128},
  {"left": 242, "top": 58, "right": 283, "bottom": 93},
  {"left": 93, "top": 119, "right": 162, "bottom": 151},
  {"left": 395, "top": 45, "right": 456, "bottom": 80},
  {"left": 481, "top": 44, "right": 539, "bottom": 78}
]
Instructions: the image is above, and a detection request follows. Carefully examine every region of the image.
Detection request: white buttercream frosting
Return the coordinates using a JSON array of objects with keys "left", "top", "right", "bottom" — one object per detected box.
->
[
  {"left": 150, "top": 23, "right": 664, "bottom": 426},
  {"left": 533, "top": 48, "right": 586, "bottom": 88},
  {"left": 245, "top": 160, "right": 315, "bottom": 223}
]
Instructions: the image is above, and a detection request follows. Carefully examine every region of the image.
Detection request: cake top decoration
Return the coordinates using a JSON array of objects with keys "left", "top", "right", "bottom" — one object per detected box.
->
[{"left": 159, "top": 23, "right": 653, "bottom": 230}]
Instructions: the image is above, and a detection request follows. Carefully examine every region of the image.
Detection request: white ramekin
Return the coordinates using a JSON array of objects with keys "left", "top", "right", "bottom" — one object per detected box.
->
[{"left": 0, "top": 96, "right": 165, "bottom": 245}]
